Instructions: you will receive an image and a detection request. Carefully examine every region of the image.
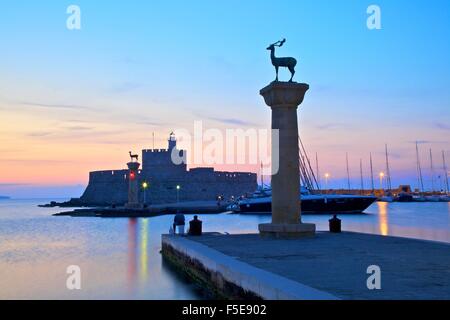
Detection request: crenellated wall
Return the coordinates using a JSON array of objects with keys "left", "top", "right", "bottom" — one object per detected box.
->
[
  {"left": 79, "top": 166, "right": 256, "bottom": 205},
  {"left": 77, "top": 134, "right": 257, "bottom": 206},
  {"left": 138, "top": 169, "right": 257, "bottom": 204},
  {"left": 80, "top": 169, "right": 130, "bottom": 205},
  {"left": 142, "top": 148, "right": 187, "bottom": 177}
]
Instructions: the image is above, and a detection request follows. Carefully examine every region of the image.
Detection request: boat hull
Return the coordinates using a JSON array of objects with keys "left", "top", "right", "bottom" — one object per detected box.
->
[
  {"left": 237, "top": 195, "right": 377, "bottom": 214},
  {"left": 396, "top": 194, "right": 414, "bottom": 202}
]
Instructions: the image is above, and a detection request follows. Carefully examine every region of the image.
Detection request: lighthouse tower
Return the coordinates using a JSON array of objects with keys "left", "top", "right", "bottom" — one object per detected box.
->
[{"left": 168, "top": 131, "right": 177, "bottom": 151}]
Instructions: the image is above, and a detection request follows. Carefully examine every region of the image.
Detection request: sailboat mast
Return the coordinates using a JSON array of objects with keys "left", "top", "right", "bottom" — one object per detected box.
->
[
  {"left": 346, "top": 152, "right": 351, "bottom": 191},
  {"left": 443, "top": 151, "right": 449, "bottom": 194},
  {"left": 260, "top": 162, "right": 263, "bottom": 188},
  {"left": 315, "top": 152, "right": 321, "bottom": 189},
  {"left": 298, "top": 136, "right": 320, "bottom": 191},
  {"left": 369, "top": 152, "right": 375, "bottom": 192},
  {"left": 416, "top": 142, "right": 424, "bottom": 192},
  {"left": 429, "top": 149, "right": 435, "bottom": 192},
  {"left": 385, "top": 144, "right": 392, "bottom": 191},
  {"left": 360, "top": 158, "right": 364, "bottom": 195}
]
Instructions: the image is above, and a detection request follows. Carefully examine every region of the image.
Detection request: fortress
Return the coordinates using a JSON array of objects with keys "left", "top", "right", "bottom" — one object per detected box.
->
[{"left": 77, "top": 133, "right": 257, "bottom": 206}]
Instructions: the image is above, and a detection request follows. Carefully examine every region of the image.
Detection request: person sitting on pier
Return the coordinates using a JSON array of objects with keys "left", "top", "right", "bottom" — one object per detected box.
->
[
  {"left": 188, "top": 215, "right": 202, "bottom": 236},
  {"left": 173, "top": 212, "right": 186, "bottom": 235}
]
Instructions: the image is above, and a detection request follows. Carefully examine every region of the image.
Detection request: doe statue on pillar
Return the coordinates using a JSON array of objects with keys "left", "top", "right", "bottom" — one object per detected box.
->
[
  {"left": 267, "top": 38, "right": 297, "bottom": 82},
  {"left": 259, "top": 39, "right": 315, "bottom": 238},
  {"left": 129, "top": 151, "right": 139, "bottom": 162},
  {"left": 126, "top": 151, "right": 141, "bottom": 209}
]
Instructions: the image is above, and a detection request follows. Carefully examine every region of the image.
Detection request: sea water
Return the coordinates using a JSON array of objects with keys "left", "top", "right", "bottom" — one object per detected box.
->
[{"left": 0, "top": 199, "right": 448, "bottom": 299}]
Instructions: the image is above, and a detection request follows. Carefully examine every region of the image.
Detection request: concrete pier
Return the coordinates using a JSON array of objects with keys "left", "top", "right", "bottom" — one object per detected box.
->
[
  {"left": 259, "top": 82, "right": 315, "bottom": 237},
  {"left": 162, "top": 233, "right": 337, "bottom": 300},
  {"left": 162, "top": 232, "right": 450, "bottom": 300},
  {"left": 54, "top": 200, "right": 229, "bottom": 217}
]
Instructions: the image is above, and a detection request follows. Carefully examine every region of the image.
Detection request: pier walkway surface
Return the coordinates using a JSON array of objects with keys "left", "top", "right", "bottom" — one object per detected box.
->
[{"left": 162, "top": 232, "right": 450, "bottom": 300}]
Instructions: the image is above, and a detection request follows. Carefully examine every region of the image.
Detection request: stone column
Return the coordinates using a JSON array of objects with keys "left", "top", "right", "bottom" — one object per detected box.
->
[
  {"left": 126, "top": 161, "right": 141, "bottom": 209},
  {"left": 259, "top": 82, "right": 315, "bottom": 238}
]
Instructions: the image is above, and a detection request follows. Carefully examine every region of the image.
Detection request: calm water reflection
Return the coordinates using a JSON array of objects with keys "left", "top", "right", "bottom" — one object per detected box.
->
[{"left": 0, "top": 199, "right": 449, "bottom": 299}]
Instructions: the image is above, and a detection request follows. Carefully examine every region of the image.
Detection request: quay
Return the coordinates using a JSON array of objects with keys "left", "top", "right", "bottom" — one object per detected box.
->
[
  {"left": 161, "top": 232, "right": 450, "bottom": 300},
  {"left": 53, "top": 200, "right": 228, "bottom": 217}
]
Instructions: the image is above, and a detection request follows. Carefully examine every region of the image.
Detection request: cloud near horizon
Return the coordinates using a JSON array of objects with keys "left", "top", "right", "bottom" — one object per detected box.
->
[
  {"left": 315, "top": 123, "right": 347, "bottom": 130},
  {"left": 434, "top": 122, "right": 450, "bottom": 132},
  {"left": 207, "top": 117, "right": 257, "bottom": 127},
  {"left": 19, "top": 101, "right": 97, "bottom": 111}
]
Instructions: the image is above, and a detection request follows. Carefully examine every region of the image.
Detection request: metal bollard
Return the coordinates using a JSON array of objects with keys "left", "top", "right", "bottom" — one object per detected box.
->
[{"left": 329, "top": 214, "right": 341, "bottom": 233}]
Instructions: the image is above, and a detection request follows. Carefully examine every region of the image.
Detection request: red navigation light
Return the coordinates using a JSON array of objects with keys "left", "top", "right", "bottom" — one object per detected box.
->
[{"left": 129, "top": 171, "right": 136, "bottom": 180}]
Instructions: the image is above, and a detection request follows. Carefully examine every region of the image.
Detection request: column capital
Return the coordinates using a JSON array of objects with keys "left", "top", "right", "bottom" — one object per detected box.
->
[
  {"left": 127, "top": 162, "right": 140, "bottom": 171},
  {"left": 260, "top": 82, "right": 309, "bottom": 108}
]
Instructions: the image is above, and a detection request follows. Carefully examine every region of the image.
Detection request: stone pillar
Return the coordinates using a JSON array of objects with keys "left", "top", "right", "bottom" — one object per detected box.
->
[
  {"left": 126, "top": 161, "right": 141, "bottom": 209},
  {"left": 258, "top": 82, "right": 315, "bottom": 238}
]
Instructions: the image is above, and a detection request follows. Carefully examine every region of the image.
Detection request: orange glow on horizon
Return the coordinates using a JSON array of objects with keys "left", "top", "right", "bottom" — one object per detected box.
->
[{"left": 1, "top": 107, "right": 448, "bottom": 188}]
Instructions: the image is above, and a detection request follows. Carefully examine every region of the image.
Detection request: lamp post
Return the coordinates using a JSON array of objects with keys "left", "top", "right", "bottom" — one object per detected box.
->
[
  {"left": 379, "top": 172, "right": 385, "bottom": 193},
  {"left": 324, "top": 173, "right": 330, "bottom": 194},
  {"left": 142, "top": 181, "right": 149, "bottom": 205},
  {"left": 176, "top": 185, "right": 180, "bottom": 203}
]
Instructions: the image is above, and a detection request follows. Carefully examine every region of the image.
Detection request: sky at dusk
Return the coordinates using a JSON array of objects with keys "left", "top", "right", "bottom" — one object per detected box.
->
[{"left": 0, "top": 0, "right": 449, "bottom": 198}]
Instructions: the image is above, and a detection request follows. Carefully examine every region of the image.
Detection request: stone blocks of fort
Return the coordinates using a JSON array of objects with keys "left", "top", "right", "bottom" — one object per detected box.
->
[{"left": 78, "top": 134, "right": 257, "bottom": 206}]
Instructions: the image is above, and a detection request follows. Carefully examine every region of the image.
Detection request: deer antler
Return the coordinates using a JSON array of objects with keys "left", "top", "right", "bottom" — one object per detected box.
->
[{"left": 271, "top": 38, "right": 286, "bottom": 47}]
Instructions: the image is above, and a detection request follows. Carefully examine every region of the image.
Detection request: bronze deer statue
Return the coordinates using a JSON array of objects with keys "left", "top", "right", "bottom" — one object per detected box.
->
[
  {"left": 129, "top": 151, "right": 139, "bottom": 162},
  {"left": 267, "top": 38, "right": 297, "bottom": 82}
]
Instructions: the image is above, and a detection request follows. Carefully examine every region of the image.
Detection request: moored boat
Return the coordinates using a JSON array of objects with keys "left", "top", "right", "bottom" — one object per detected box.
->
[
  {"left": 412, "top": 195, "right": 426, "bottom": 202},
  {"left": 379, "top": 196, "right": 394, "bottom": 202},
  {"left": 424, "top": 195, "right": 441, "bottom": 202},
  {"left": 396, "top": 192, "right": 414, "bottom": 202},
  {"left": 233, "top": 187, "right": 377, "bottom": 214}
]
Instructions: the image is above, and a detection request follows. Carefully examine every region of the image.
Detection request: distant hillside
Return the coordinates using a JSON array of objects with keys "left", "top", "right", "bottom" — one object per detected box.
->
[{"left": 0, "top": 196, "right": 10, "bottom": 200}]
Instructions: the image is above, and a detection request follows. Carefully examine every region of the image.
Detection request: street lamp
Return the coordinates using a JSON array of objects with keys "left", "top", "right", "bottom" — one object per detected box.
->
[
  {"left": 142, "top": 181, "right": 149, "bottom": 205},
  {"left": 324, "top": 173, "right": 330, "bottom": 194},
  {"left": 176, "top": 185, "right": 181, "bottom": 203},
  {"left": 379, "top": 172, "right": 385, "bottom": 192}
]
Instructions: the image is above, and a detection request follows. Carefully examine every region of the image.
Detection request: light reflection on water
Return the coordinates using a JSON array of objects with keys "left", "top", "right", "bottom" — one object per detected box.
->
[
  {"left": 378, "top": 202, "right": 389, "bottom": 236},
  {"left": 0, "top": 199, "right": 449, "bottom": 299},
  {"left": 140, "top": 219, "right": 148, "bottom": 283},
  {"left": 127, "top": 218, "right": 137, "bottom": 294}
]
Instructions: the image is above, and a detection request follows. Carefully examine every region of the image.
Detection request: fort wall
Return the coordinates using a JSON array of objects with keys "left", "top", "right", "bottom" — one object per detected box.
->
[
  {"left": 79, "top": 167, "right": 256, "bottom": 205},
  {"left": 142, "top": 148, "right": 187, "bottom": 177},
  {"left": 139, "top": 169, "right": 257, "bottom": 204},
  {"left": 77, "top": 134, "right": 257, "bottom": 205},
  {"left": 80, "top": 169, "right": 129, "bottom": 205}
]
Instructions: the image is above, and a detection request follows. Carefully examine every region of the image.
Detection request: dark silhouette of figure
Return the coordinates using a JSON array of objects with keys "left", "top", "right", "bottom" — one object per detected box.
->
[
  {"left": 267, "top": 38, "right": 297, "bottom": 82},
  {"left": 189, "top": 215, "right": 202, "bottom": 236}
]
